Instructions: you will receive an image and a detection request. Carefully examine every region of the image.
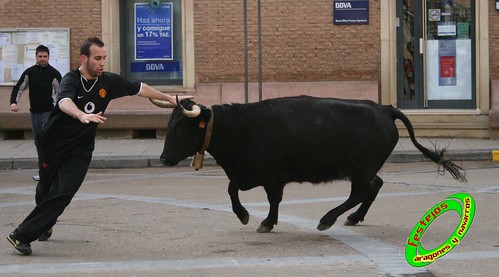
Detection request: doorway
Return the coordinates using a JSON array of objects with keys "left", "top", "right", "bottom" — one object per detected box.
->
[{"left": 397, "top": 0, "right": 475, "bottom": 109}]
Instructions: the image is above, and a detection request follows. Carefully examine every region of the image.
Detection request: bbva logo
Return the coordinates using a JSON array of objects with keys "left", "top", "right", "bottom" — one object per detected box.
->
[
  {"left": 146, "top": 64, "right": 165, "bottom": 71},
  {"left": 335, "top": 2, "right": 352, "bottom": 9}
]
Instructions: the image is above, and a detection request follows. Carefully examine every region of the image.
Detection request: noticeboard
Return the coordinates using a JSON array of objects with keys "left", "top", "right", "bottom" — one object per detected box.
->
[{"left": 0, "top": 28, "right": 70, "bottom": 85}]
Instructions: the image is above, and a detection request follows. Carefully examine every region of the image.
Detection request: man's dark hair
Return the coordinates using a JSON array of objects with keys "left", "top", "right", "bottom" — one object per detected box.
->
[
  {"left": 36, "top": 45, "right": 50, "bottom": 56},
  {"left": 80, "top": 37, "right": 105, "bottom": 57}
]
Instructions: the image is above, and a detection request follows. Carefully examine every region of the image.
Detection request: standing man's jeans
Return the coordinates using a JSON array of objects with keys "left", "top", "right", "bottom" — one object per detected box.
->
[
  {"left": 30, "top": 111, "right": 51, "bottom": 139},
  {"left": 31, "top": 111, "right": 51, "bottom": 180}
]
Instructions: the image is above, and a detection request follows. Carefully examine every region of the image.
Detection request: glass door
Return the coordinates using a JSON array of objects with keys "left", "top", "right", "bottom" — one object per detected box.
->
[
  {"left": 398, "top": 0, "right": 423, "bottom": 109},
  {"left": 397, "top": 0, "right": 475, "bottom": 109}
]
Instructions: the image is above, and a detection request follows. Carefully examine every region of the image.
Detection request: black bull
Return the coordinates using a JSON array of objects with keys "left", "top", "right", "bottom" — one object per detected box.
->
[{"left": 153, "top": 96, "right": 465, "bottom": 233}]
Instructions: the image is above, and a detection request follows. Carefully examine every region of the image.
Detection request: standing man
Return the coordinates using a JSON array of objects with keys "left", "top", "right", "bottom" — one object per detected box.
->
[
  {"left": 6, "top": 37, "right": 193, "bottom": 255},
  {"left": 10, "top": 45, "right": 62, "bottom": 181}
]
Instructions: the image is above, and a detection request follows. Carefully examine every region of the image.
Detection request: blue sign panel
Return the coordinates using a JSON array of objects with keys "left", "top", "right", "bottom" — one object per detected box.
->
[
  {"left": 333, "top": 0, "right": 369, "bottom": 25},
  {"left": 135, "top": 3, "right": 173, "bottom": 60},
  {"left": 130, "top": 62, "right": 180, "bottom": 72}
]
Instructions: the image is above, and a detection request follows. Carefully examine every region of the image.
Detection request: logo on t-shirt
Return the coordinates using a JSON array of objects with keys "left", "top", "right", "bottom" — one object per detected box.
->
[
  {"left": 99, "top": 88, "right": 107, "bottom": 98},
  {"left": 84, "top": 102, "right": 96, "bottom": 114}
]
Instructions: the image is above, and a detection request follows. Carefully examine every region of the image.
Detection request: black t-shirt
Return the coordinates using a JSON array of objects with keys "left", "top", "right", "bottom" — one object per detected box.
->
[{"left": 36, "top": 69, "right": 141, "bottom": 156}]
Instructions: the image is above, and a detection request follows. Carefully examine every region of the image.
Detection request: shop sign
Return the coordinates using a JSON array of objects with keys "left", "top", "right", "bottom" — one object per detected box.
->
[
  {"left": 332, "top": 0, "right": 369, "bottom": 25},
  {"left": 130, "top": 61, "right": 179, "bottom": 72}
]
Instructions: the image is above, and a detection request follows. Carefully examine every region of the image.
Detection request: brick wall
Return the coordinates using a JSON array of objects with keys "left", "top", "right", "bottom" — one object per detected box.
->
[
  {"left": 0, "top": 1, "right": 494, "bottom": 83},
  {"left": 193, "top": 0, "right": 380, "bottom": 83},
  {"left": 0, "top": 0, "right": 102, "bottom": 70},
  {"left": 490, "top": 1, "right": 499, "bottom": 79}
]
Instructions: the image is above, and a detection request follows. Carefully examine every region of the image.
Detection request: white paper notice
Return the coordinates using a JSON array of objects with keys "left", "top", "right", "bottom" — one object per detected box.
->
[
  {"left": 0, "top": 61, "right": 5, "bottom": 83},
  {"left": 0, "top": 33, "right": 12, "bottom": 46},
  {"left": 11, "top": 64, "right": 25, "bottom": 81}
]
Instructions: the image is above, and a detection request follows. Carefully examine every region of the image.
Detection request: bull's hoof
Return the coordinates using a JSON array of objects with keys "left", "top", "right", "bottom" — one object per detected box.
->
[
  {"left": 344, "top": 215, "right": 363, "bottom": 226},
  {"left": 257, "top": 224, "right": 274, "bottom": 233},
  {"left": 344, "top": 219, "right": 359, "bottom": 226},
  {"left": 236, "top": 209, "right": 250, "bottom": 225},
  {"left": 240, "top": 214, "right": 250, "bottom": 225},
  {"left": 317, "top": 222, "right": 332, "bottom": 231}
]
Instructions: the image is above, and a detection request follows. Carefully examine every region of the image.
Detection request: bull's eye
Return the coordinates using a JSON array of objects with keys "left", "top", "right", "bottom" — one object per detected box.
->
[{"left": 174, "top": 120, "right": 192, "bottom": 134}]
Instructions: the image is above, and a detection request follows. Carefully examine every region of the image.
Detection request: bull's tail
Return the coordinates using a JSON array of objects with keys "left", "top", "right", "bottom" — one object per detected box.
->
[{"left": 387, "top": 106, "right": 466, "bottom": 182}]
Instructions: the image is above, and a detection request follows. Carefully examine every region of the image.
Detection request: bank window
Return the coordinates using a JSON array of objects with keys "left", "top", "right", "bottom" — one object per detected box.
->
[{"left": 120, "top": 0, "right": 183, "bottom": 85}]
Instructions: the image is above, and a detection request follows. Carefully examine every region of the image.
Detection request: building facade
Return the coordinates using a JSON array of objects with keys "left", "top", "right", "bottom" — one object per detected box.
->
[{"left": 1, "top": 0, "right": 498, "bottom": 139}]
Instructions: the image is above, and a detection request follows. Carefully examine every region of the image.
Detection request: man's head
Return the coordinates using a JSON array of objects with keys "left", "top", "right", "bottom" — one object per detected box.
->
[
  {"left": 35, "top": 45, "right": 50, "bottom": 67},
  {"left": 80, "top": 37, "right": 106, "bottom": 78}
]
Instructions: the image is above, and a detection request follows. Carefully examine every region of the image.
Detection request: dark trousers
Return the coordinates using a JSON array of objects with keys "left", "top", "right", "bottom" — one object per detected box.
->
[
  {"left": 30, "top": 111, "right": 51, "bottom": 140},
  {"left": 30, "top": 111, "right": 51, "bottom": 172},
  {"left": 14, "top": 150, "right": 92, "bottom": 243}
]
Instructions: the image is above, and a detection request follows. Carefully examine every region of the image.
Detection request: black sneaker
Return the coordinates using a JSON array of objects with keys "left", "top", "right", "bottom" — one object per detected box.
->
[
  {"left": 38, "top": 228, "right": 52, "bottom": 241},
  {"left": 6, "top": 233, "right": 32, "bottom": 255}
]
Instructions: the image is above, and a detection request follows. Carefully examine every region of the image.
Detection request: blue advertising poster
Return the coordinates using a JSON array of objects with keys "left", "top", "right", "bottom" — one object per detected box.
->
[
  {"left": 135, "top": 3, "right": 173, "bottom": 60},
  {"left": 333, "top": 0, "right": 369, "bottom": 25}
]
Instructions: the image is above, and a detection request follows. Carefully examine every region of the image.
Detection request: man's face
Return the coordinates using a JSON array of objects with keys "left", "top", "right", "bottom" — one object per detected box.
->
[
  {"left": 82, "top": 44, "right": 106, "bottom": 78},
  {"left": 36, "top": 51, "right": 49, "bottom": 67}
]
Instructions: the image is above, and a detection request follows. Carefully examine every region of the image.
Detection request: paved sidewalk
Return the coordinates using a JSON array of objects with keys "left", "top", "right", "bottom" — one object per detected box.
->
[{"left": 0, "top": 137, "right": 497, "bottom": 170}]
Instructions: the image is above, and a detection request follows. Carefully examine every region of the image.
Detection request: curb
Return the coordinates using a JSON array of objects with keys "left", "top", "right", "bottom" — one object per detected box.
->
[{"left": 0, "top": 150, "right": 494, "bottom": 170}]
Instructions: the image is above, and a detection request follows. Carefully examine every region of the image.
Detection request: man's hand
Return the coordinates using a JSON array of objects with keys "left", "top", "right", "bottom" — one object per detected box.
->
[
  {"left": 59, "top": 98, "right": 106, "bottom": 124},
  {"left": 10, "top": 103, "right": 19, "bottom": 112},
  {"left": 139, "top": 83, "right": 194, "bottom": 105},
  {"left": 76, "top": 111, "right": 107, "bottom": 124},
  {"left": 168, "top": 94, "right": 194, "bottom": 105}
]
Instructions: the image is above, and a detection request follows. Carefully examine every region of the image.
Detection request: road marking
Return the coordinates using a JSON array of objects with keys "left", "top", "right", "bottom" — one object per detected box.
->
[
  {"left": 0, "top": 255, "right": 370, "bottom": 273},
  {"left": 2, "top": 251, "right": 499, "bottom": 274}
]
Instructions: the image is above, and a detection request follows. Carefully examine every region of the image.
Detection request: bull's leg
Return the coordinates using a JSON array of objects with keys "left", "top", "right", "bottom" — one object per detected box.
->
[
  {"left": 317, "top": 175, "right": 371, "bottom": 231},
  {"left": 344, "top": 175, "right": 383, "bottom": 226},
  {"left": 228, "top": 181, "right": 249, "bottom": 225},
  {"left": 257, "top": 184, "right": 284, "bottom": 233}
]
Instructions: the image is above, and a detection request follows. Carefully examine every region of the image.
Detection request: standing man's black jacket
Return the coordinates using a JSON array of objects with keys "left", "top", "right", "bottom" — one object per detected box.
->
[{"left": 10, "top": 64, "right": 62, "bottom": 113}]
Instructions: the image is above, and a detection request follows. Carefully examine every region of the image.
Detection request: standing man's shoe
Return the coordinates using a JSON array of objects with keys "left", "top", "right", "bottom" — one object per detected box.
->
[
  {"left": 38, "top": 228, "right": 52, "bottom": 241},
  {"left": 32, "top": 175, "right": 40, "bottom": 181},
  {"left": 6, "top": 233, "right": 32, "bottom": 255}
]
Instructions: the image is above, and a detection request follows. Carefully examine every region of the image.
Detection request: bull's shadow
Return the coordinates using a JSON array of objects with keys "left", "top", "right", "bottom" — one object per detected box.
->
[{"left": 151, "top": 96, "right": 466, "bottom": 233}]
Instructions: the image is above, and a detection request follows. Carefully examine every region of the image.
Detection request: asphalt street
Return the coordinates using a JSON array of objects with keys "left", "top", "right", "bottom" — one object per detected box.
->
[{"left": 1, "top": 161, "right": 498, "bottom": 276}]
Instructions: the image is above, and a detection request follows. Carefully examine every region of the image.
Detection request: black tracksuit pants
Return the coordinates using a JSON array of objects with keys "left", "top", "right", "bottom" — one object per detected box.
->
[{"left": 14, "top": 150, "right": 92, "bottom": 243}]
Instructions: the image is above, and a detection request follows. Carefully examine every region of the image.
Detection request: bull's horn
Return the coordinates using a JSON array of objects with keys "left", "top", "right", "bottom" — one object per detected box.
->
[
  {"left": 149, "top": 98, "right": 176, "bottom": 108},
  {"left": 176, "top": 95, "right": 201, "bottom": 118}
]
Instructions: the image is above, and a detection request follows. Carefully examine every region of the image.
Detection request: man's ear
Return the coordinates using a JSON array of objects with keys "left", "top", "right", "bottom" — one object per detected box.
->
[{"left": 80, "top": 55, "right": 87, "bottom": 64}]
